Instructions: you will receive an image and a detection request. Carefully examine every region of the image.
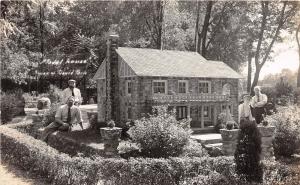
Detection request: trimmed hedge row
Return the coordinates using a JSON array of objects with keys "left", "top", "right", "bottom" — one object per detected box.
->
[
  {"left": 1, "top": 123, "right": 293, "bottom": 185},
  {"left": 0, "top": 124, "right": 236, "bottom": 185}
]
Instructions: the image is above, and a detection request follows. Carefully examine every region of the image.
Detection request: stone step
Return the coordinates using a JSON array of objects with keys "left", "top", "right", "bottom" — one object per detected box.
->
[
  {"left": 191, "top": 133, "right": 222, "bottom": 145},
  {"left": 205, "top": 143, "right": 223, "bottom": 149},
  {"left": 192, "top": 126, "right": 215, "bottom": 134}
]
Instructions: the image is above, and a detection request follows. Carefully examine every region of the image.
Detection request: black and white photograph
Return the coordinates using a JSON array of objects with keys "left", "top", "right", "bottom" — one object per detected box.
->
[{"left": 0, "top": 0, "right": 300, "bottom": 184}]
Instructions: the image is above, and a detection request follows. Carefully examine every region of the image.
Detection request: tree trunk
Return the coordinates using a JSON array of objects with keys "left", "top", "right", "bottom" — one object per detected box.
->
[
  {"left": 251, "top": 66, "right": 261, "bottom": 95},
  {"left": 194, "top": 1, "right": 200, "bottom": 52},
  {"left": 200, "top": 1, "right": 213, "bottom": 57},
  {"left": 296, "top": 24, "right": 300, "bottom": 87},
  {"left": 247, "top": 52, "right": 252, "bottom": 93}
]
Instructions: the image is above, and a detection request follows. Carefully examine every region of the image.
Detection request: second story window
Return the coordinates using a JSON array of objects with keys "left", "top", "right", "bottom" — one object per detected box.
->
[
  {"left": 199, "top": 81, "right": 211, "bottom": 93},
  {"left": 126, "top": 80, "right": 132, "bottom": 95},
  {"left": 178, "top": 80, "right": 188, "bottom": 93},
  {"left": 153, "top": 80, "right": 167, "bottom": 94}
]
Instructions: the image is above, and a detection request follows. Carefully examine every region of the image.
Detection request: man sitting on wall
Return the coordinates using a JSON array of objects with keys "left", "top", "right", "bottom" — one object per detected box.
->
[
  {"left": 41, "top": 96, "right": 83, "bottom": 142},
  {"left": 62, "top": 79, "right": 82, "bottom": 105},
  {"left": 251, "top": 86, "right": 268, "bottom": 124}
]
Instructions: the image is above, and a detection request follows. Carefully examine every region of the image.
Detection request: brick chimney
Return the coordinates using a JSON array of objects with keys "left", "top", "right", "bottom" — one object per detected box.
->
[{"left": 105, "top": 34, "right": 120, "bottom": 123}]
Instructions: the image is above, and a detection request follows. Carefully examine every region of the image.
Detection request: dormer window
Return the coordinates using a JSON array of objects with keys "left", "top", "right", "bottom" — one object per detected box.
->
[
  {"left": 178, "top": 80, "right": 188, "bottom": 94},
  {"left": 153, "top": 80, "right": 167, "bottom": 94},
  {"left": 198, "top": 81, "right": 211, "bottom": 93}
]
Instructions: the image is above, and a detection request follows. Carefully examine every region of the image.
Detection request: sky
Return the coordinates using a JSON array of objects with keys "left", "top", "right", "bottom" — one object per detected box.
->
[{"left": 242, "top": 33, "right": 299, "bottom": 80}]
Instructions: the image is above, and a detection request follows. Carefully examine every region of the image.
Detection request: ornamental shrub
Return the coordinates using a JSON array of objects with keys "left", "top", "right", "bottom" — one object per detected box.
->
[
  {"left": 1, "top": 92, "right": 18, "bottom": 124},
  {"left": 234, "top": 120, "right": 263, "bottom": 183},
  {"left": 215, "top": 112, "right": 234, "bottom": 132},
  {"left": 42, "top": 103, "right": 62, "bottom": 126},
  {"left": 265, "top": 106, "right": 300, "bottom": 157},
  {"left": 128, "top": 106, "right": 191, "bottom": 158}
]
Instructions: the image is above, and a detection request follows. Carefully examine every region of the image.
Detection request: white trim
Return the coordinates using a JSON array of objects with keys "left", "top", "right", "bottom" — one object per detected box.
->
[
  {"left": 152, "top": 80, "right": 168, "bottom": 94},
  {"left": 198, "top": 80, "right": 211, "bottom": 94},
  {"left": 178, "top": 80, "right": 189, "bottom": 94}
]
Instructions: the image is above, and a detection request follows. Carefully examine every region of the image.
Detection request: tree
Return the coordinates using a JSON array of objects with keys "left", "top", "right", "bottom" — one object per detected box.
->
[
  {"left": 249, "top": 1, "right": 298, "bottom": 94},
  {"left": 297, "top": 23, "right": 300, "bottom": 87}
]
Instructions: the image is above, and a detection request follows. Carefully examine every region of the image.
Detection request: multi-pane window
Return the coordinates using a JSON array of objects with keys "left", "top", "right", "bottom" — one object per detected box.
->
[
  {"left": 178, "top": 80, "right": 188, "bottom": 93},
  {"left": 126, "top": 81, "right": 132, "bottom": 95},
  {"left": 176, "top": 106, "right": 187, "bottom": 120},
  {"left": 198, "top": 81, "right": 210, "bottom": 93},
  {"left": 153, "top": 81, "right": 166, "bottom": 94}
]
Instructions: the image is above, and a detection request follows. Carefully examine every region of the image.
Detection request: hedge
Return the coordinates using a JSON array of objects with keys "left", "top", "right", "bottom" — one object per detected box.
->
[
  {"left": 0, "top": 124, "right": 237, "bottom": 185},
  {"left": 1, "top": 123, "right": 292, "bottom": 185}
]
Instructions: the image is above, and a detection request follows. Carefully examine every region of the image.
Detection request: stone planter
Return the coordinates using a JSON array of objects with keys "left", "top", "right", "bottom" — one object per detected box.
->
[
  {"left": 100, "top": 127, "right": 122, "bottom": 157},
  {"left": 220, "top": 129, "right": 240, "bottom": 156},
  {"left": 258, "top": 125, "right": 276, "bottom": 160}
]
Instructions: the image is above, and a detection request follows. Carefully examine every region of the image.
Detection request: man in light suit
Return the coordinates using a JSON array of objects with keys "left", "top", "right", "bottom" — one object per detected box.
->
[
  {"left": 251, "top": 86, "right": 268, "bottom": 124},
  {"left": 62, "top": 79, "right": 82, "bottom": 105}
]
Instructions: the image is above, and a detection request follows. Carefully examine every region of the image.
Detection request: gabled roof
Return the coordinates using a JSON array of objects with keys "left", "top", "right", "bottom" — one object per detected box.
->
[{"left": 116, "top": 47, "right": 243, "bottom": 79}]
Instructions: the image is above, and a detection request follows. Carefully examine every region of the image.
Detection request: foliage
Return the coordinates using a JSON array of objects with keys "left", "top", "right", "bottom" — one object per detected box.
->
[
  {"left": 215, "top": 112, "right": 234, "bottom": 132},
  {"left": 265, "top": 106, "right": 300, "bottom": 157},
  {"left": 1, "top": 92, "right": 18, "bottom": 123},
  {"left": 42, "top": 103, "right": 61, "bottom": 127},
  {"left": 275, "top": 77, "right": 294, "bottom": 97},
  {"left": 234, "top": 120, "right": 263, "bottom": 183},
  {"left": 180, "top": 139, "right": 208, "bottom": 158},
  {"left": 1, "top": 123, "right": 295, "bottom": 185},
  {"left": 128, "top": 106, "right": 191, "bottom": 158},
  {"left": 48, "top": 84, "right": 63, "bottom": 104}
]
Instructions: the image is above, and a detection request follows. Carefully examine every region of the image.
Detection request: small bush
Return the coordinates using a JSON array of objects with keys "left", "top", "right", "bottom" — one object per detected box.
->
[
  {"left": 128, "top": 106, "right": 191, "bottom": 158},
  {"left": 215, "top": 112, "right": 234, "bottom": 132},
  {"left": 234, "top": 120, "right": 263, "bottom": 183},
  {"left": 42, "top": 103, "right": 61, "bottom": 126},
  {"left": 48, "top": 84, "right": 62, "bottom": 104},
  {"left": 180, "top": 139, "right": 208, "bottom": 158},
  {"left": 1, "top": 92, "right": 18, "bottom": 123},
  {"left": 265, "top": 105, "right": 300, "bottom": 157}
]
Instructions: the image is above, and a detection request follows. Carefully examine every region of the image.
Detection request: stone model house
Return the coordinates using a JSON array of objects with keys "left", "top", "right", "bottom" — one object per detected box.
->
[{"left": 93, "top": 34, "right": 243, "bottom": 129}]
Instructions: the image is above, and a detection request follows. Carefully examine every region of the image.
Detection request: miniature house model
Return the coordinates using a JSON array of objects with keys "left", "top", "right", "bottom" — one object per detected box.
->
[{"left": 93, "top": 34, "right": 243, "bottom": 128}]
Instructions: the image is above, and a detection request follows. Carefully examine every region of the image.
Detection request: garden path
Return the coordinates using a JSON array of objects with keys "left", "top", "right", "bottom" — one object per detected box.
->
[{"left": 0, "top": 162, "right": 50, "bottom": 185}]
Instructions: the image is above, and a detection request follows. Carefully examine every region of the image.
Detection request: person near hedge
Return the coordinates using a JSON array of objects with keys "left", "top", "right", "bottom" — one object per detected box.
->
[
  {"left": 238, "top": 93, "right": 254, "bottom": 124},
  {"left": 61, "top": 79, "right": 82, "bottom": 105},
  {"left": 41, "top": 96, "right": 83, "bottom": 142},
  {"left": 251, "top": 86, "right": 268, "bottom": 124}
]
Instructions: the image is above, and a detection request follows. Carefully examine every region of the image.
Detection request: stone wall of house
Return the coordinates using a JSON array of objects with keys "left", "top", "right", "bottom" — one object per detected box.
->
[
  {"left": 131, "top": 77, "right": 240, "bottom": 124},
  {"left": 97, "top": 75, "right": 239, "bottom": 126}
]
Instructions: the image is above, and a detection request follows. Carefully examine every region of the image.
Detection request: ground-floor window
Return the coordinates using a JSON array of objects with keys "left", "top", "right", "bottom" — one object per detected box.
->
[
  {"left": 176, "top": 106, "right": 187, "bottom": 119},
  {"left": 127, "top": 107, "right": 132, "bottom": 120}
]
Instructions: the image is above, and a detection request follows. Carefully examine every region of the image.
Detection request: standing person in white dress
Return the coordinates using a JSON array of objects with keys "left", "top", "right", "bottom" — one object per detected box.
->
[
  {"left": 62, "top": 79, "right": 82, "bottom": 105},
  {"left": 238, "top": 93, "right": 254, "bottom": 124}
]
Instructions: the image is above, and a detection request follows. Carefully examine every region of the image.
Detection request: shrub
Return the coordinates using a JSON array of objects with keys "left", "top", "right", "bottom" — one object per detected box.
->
[
  {"left": 48, "top": 84, "right": 62, "bottom": 104},
  {"left": 265, "top": 105, "right": 300, "bottom": 157},
  {"left": 234, "top": 120, "right": 263, "bottom": 183},
  {"left": 180, "top": 139, "right": 208, "bottom": 158},
  {"left": 1, "top": 92, "right": 18, "bottom": 123},
  {"left": 215, "top": 112, "right": 234, "bottom": 132},
  {"left": 42, "top": 103, "right": 62, "bottom": 126},
  {"left": 1, "top": 124, "right": 292, "bottom": 185},
  {"left": 128, "top": 106, "right": 191, "bottom": 158}
]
